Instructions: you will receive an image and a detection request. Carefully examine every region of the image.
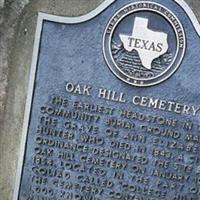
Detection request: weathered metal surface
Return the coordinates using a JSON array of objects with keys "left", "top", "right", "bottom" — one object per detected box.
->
[{"left": 5, "top": 0, "right": 200, "bottom": 199}]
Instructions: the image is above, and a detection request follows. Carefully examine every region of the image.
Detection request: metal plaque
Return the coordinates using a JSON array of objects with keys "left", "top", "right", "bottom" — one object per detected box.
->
[{"left": 14, "top": 0, "right": 200, "bottom": 199}]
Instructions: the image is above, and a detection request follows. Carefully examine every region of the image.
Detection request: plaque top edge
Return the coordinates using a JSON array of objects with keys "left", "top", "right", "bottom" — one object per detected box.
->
[{"left": 37, "top": 0, "right": 200, "bottom": 38}]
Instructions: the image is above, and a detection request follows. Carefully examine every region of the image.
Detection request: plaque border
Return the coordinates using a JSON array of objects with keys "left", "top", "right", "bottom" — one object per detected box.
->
[{"left": 12, "top": 0, "right": 200, "bottom": 199}]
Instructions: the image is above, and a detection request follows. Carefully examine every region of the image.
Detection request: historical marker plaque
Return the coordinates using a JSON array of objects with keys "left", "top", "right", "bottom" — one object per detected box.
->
[{"left": 14, "top": 0, "right": 200, "bottom": 199}]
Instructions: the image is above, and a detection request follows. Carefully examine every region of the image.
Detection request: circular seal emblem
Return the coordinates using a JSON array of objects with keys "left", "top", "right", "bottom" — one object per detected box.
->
[{"left": 103, "top": 2, "right": 186, "bottom": 87}]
